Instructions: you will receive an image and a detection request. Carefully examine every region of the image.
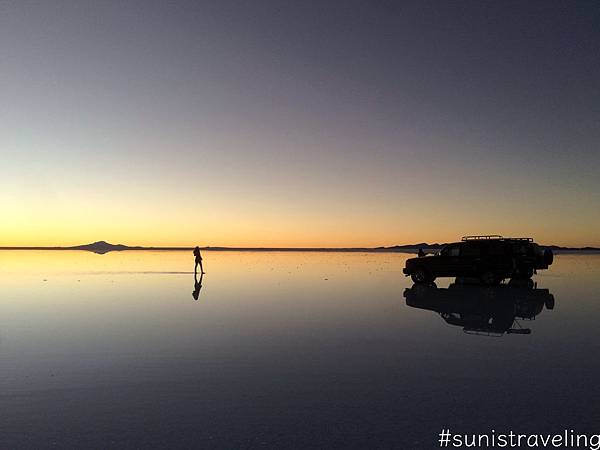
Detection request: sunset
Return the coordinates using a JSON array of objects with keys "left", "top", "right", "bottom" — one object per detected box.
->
[
  {"left": 2, "top": 1, "right": 600, "bottom": 449},
  {"left": 2, "top": 1, "right": 599, "bottom": 248}
]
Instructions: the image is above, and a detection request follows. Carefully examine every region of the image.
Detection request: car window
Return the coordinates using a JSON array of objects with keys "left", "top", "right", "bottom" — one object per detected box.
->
[
  {"left": 441, "top": 245, "right": 460, "bottom": 257},
  {"left": 461, "top": 244, "right": 481, "bottom": 257},
  {"left": 444, "top": 245, "right": 459, "bottom": 257}
]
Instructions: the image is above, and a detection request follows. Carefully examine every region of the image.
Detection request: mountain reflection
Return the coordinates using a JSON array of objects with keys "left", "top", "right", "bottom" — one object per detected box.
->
[{"left": 404, "top": 279, "right": 555, "bottom": 336}]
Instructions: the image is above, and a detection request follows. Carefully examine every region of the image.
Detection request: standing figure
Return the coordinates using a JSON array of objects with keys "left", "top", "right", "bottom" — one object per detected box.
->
[
  {"left": 193, "top": 246, "right": 205, "bottom": 274},
  {"left": 418, "top": 248, "right": 425, "bottom": 257}
]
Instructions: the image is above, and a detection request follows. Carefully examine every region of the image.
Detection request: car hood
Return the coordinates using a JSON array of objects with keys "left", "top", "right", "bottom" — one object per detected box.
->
[{"left": 406, "top": 255, "right": 437, "bottom": 264}]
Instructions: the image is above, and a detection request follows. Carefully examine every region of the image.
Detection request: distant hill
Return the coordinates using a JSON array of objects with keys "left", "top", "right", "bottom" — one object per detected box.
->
[
  {"left": 382, "top": 243, "right": 600, "bottom": 252},
  {"left": 544, "top": 245, "right": 600, "bottom": 251},
  {"left": 382, "top": 243, "right": 600, "bottom": 251},
  {"left": 68, "top": 241, "right": 141, "bottom": 254}
]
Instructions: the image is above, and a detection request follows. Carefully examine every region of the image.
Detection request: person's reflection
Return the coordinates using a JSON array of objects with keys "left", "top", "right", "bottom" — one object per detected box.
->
[{"left": 192, "top": 272, "right": 204, "bottom": 300}]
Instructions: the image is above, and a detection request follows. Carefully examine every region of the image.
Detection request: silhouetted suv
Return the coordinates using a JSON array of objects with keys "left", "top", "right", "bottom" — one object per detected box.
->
[{"left": 403, "top": 235, "right": 553, "bottom": 285}]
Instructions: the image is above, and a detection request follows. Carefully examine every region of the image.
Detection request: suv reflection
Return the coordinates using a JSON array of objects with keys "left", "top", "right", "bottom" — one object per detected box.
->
[{"left": 403, "top": 280, "right": 555, "bottom": 336}]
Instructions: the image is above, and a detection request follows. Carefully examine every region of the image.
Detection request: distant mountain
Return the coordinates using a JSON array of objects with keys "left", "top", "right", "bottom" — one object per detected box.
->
[
  {"left": 68, "top": 241, "right": 141, "bottom": 254},
  {"left": 544, "top": 244, "right": 600, "bottom": 251},
  {"left": 384, "top": 243, "right": 600, "bottom": 251}
]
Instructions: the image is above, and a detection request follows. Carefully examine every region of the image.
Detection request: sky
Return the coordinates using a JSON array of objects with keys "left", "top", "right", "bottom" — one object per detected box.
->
[{"left": 1, "top": 0, "right": 599, "bottom": 247}]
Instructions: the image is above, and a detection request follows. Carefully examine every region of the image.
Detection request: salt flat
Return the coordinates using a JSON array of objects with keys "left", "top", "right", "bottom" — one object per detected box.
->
[{"left": 1, "top": 250, "right": 599, "bottom": 449}]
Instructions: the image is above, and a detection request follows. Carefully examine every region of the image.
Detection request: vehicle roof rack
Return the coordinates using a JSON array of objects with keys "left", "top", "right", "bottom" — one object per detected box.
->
[
  {"left": 461, "top": 235, "right": 533, "bottom": 242},
  {"left": 462, "top": 235, "right": 503, "bottom": 241}
]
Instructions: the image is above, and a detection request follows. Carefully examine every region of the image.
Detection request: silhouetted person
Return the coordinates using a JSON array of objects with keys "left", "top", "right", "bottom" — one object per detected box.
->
[
  {"left": 193, "top": 246, "right": 205, "bottom": 275},
  {"left": 418, "top": 248, "right": 425, "bottom": 257},
  {"left": 192, "top": 272, "right": 203, "bottom": 300}
]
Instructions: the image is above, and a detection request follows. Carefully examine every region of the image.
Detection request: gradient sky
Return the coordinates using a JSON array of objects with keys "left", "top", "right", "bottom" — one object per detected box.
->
[{"left": 2, "top": 0, "right": 599, "bottom": 247}]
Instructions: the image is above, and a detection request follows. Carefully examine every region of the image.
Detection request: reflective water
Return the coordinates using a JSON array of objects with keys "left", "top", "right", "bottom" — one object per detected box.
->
[{"left": 1, "top": 251, "right": 599, "bottom": 449}]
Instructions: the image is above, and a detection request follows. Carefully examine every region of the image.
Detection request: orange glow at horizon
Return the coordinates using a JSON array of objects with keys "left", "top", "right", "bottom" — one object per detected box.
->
[{"left": 2, "top": 209, "right": 598, "bottom": 249}]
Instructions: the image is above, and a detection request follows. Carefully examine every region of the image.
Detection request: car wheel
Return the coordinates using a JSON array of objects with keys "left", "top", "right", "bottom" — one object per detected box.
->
[
  {"left": 411, "top": 267, "right": 432, "bottom": 284},
  {"left": 480, "top": 270, "right": 500, "bottom": 286},
  {"left": 412, "top": 282, "right": 437, "bottom": 295},
  {"left": 508, "top": 278, "right": 534, "bottom": 289}
]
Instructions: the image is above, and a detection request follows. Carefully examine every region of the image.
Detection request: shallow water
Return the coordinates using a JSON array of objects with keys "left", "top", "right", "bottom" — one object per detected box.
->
[{"left": 1, "top": 250, "right": 599, "bottom": 449}]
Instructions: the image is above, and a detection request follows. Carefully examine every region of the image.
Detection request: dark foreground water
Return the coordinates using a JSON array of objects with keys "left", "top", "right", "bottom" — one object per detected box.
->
[{"left": 1, "top": 250, "right": 599, "bottom": 449}]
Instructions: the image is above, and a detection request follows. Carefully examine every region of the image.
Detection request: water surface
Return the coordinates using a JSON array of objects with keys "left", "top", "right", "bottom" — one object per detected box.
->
[{"left": 1, "top": 250, "right": 599, "bottom": 449}]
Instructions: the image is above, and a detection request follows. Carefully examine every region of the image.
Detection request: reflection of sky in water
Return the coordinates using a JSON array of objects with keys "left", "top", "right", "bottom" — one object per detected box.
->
[{"left": 1, "top": 251, "right": 600, "bottom": 448}]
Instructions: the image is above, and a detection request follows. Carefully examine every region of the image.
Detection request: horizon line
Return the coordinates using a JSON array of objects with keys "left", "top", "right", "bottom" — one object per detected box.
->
[{"left": 1, "top": 242, "right": 600, "bottom": 252}]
